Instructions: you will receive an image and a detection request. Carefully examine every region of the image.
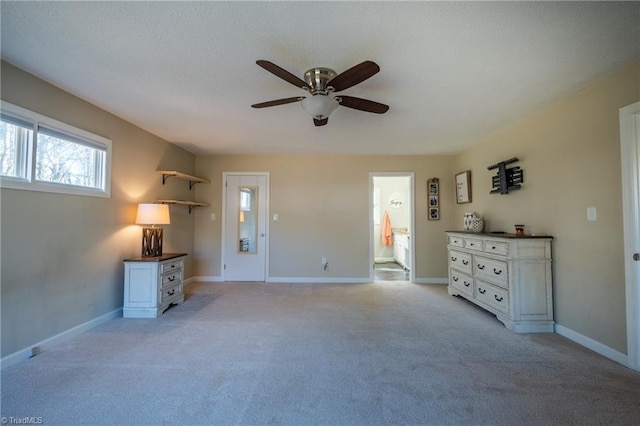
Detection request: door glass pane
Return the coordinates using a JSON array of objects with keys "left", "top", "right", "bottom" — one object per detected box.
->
[{"left": 238, "top": 186, "right": 258, "bottom": 254}]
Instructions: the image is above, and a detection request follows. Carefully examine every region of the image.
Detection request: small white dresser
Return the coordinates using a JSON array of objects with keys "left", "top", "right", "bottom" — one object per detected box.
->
[
  {"left": 123, "top": 253, "right": 187, "bottom": 318},
  {"left": 446, "top": 232, "right": 554, "bottom": 333}
]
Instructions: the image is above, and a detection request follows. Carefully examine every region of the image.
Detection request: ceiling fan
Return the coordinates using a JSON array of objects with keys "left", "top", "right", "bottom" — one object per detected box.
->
[{"left": 251, "top": 60, "right": 389, "bottom": 126}]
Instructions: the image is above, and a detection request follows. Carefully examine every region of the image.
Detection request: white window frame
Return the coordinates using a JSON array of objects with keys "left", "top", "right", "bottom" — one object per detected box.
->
[{"left": 0, "top": 101, "right": 112, "bottom": 198}]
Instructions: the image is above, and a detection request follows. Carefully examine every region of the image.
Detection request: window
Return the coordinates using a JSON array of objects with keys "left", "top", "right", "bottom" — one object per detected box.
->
[
  {"left": 0, "top": 113, "right": 32, "bottom": 179},
  {"left": 0, "top": 101, "right": 111, "bottom": 197},
  {"left": 240, "top": 188, "right": 252, "bottom": 211}
]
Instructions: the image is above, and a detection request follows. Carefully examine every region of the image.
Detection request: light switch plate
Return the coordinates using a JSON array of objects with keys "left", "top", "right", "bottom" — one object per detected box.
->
[{"left": 587, "top": 207, "right": 597, "bottom": 221}]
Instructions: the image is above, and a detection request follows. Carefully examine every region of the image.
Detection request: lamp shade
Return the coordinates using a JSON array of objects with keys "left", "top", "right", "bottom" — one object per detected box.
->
[
  {"left": 136, "top": 203, "right": 170, "bottom": 225},
  {"left": 301, "top": 94, "right": 339, "bottom": 119}
]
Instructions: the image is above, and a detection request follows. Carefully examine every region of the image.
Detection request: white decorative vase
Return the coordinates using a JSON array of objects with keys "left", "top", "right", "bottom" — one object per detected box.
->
[
  {"left": 464, "top": 212, "right": 484, "bottom": 233},
  {"left": 469, "top": 218, "right": 484, "bottom": 233}
]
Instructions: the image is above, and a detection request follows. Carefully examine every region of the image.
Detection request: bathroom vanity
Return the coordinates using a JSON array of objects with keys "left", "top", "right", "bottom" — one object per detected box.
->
[{"left": 393, "top": 232, "right": 411, "bottom": 270}]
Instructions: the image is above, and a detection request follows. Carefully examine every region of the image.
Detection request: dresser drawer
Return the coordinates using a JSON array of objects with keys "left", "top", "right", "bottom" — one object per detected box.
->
[
  {"left": 160, "top": 283, "right": 182, "bottom": 304},
  {"left": 476, "top": 280, "right": 509, "bottom": 314},
  {"left": 161, "top": 270, "right": 182, "bottom": 288},
  {"left": 449, "top": 250, "right": 472, "bottom": 274},
  {"left": 160, "top": 259, "right": 183, "bottom": 274},
  {"left": 464, "top": 237, "right": 483, "bottom": 251},
  {"left": 449, "top": 269, "right": 473, "bottom": 298},
  {"left": 484, "top": 240, "right": 509, "bottom": 256},
  {"left": 474, "top": 255, "right": 508, "bottom": 288},
  {"left": 448, "top": 235, "right": 464, "bottom": 247}
]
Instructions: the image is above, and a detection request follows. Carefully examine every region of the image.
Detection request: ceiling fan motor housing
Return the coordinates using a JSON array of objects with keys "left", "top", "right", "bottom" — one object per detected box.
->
[{"left": 304, "top": 68, "right": 337, "bottom": 94}]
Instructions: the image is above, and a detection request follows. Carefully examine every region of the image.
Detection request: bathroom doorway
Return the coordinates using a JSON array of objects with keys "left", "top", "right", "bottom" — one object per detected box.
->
[{"left": 370, "top": 173, "right": 415, "bottom": 282}]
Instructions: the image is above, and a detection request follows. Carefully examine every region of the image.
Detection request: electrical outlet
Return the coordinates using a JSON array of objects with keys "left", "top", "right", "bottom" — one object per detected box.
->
[{"left": 322, "top": 257, "right": 327, "bottom": 265}]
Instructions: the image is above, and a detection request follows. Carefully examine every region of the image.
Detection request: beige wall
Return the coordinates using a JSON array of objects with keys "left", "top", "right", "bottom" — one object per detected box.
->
[
  {"left": 452, "top": 60, "right": 640, "bottom": 353},
  {"left": 3, "top": 57, "right": 637, "bottom": 361},
  {"left": 194, "top": 155, "right": 455, "bottom": 281},
  {"left": 0, "top": 62, "right": 196, "bottom": 357}
]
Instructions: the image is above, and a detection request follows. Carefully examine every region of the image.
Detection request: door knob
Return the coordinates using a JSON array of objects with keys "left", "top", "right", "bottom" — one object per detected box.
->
[
  {"left": 260, "top": 233, "right": 265, "bottom": 237},
  {"left": 634, "top": 253, "right": 640, "bottom": 261}
]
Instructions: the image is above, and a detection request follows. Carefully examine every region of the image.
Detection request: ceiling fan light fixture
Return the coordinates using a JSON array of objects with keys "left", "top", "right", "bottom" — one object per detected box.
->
[{"left": 301, "top": 94, "right": 339, "bottom": 119}]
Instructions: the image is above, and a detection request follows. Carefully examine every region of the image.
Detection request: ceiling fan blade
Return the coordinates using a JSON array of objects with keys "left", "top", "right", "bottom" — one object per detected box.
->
[
  {"left": 328, "top": 61, "right": 380, "bottom": 92},
  {"left": 338, "top": 95, "right": 389, "bottom": 114},
  {"left": 314, "top": 118, "right": 328, "bottom": 126},
  {"left": 251, "top": 97, "right": 304, "bottom": 108},
  {"left": 256, "top": 60, "right": 309, "bottom": 90}
]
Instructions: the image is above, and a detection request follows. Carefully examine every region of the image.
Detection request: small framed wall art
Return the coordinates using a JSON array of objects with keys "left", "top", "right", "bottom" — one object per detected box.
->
[
  {"left": 455, "top": 171, "right": 472, "bottom": 204},
  {"left": 427, "top": 177, "right": 439, "bottom": 220}
]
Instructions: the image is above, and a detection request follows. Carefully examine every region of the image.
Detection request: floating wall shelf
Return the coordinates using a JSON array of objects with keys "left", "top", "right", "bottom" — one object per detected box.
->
[
  {"left": 158, "top": 170, "right": 210, "bottom": 190},
  {"left": 155, "top": 170, "right": 210, "bottom": 214},
  {"left": 156, "top": 199, "right": 210, "bottom": 214}
]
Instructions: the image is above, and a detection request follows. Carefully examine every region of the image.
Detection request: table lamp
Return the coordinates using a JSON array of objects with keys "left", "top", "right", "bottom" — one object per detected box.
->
[{"left": 136, "top": 203, "right": 170, "bottom": 257}]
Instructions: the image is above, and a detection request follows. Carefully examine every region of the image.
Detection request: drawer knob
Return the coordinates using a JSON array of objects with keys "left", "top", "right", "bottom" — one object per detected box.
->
[
  {"left": 494, "top": 295, "right": 504, "bottom": 302},
  {"left": 451, "top": 256, "right": 457, "bottom": 262},
  {"left": 168, "top": 276, "right": 176, "bottom": 282},
  {"left": 493, "top": 268, "right": 502, "bottom": 275},
  {"left": 491, "top": 246, "right": 496, "bottom": 250},
  {"left": 453, "top": 276, "right": 459, "bottom": 282},
  {"left": 477, "top": 264, "right": 485, "bottom": 270},
  {"left": 168, "top": 289, "right": 175, "bottom": 296},
  {"left": 478, "top": 288, "right": 486, "bottom": 294}
]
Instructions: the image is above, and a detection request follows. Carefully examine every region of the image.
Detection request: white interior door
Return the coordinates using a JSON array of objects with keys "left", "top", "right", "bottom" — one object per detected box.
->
[
  {"left": 620, "top": 102, "right": 640, "bottom": 371},
  {"left": 223, "top": 173, "right": 268, "bottom": 281}
]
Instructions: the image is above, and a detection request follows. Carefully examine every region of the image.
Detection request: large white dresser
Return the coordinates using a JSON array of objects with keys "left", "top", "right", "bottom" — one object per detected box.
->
[
  {"left": 123, "top": 253, "right": 186, "bottom": 318},
  {"left": 446, "top": 231, "right": 554, "bottom": 333}
]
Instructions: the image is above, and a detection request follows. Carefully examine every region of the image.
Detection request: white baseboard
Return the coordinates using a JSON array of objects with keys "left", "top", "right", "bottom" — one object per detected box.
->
[
  {"left": 191, "top": 276, "right": 448, "bottom": 285},
  {"left": 192, "top": 276, "right": 371, "bottom": 284},
  {"left": 191, "top": 275, "right": 224, "bottom": 282},
  {"left": 555, "top": 324, "right": 628, "bottom": 367},
  {"left": 1, "top": 307, "right": 122, "bottom": 370},
  {"left": 375, "top": 257, "right": 395, "bottom": 263},
  {"left": 414, "top": 278, "right": 449, "bottom": 285},
  {"left": 268, "top": 277, "right": 371, "bottom": 284}
]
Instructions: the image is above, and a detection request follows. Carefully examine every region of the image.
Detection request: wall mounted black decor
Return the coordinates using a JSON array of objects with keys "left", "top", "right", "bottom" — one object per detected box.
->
[{"left": 488, "top": 157, "right": 523, "bottom": 194}]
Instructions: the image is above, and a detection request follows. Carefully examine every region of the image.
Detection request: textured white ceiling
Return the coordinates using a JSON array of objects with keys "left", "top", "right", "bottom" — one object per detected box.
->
[{"left": 1, "top": 1, "right": 639, "bottom": 155}]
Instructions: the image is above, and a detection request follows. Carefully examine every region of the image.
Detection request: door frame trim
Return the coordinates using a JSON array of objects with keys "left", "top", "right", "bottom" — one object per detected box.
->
[
  {"left": 620, "top": 101, "right": 640, "bottom": 371},
  {"left": 221, "top": 172, "right": 270, "bottom": 281},
  {"left": 369, "top": 172, "right": 415, "bottom": 283}
]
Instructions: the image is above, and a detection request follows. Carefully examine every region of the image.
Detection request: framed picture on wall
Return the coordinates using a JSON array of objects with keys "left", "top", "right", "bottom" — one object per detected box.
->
[
  {"left": 455, "top": 171, "right": 472, "bottom": 204},
  {"left": 427, "top": 178, "right": 440, "bottom": 220}
]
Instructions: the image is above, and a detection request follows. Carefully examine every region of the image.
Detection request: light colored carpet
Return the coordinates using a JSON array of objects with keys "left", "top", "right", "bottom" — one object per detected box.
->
[{"left": 2, "top": 282, "right": 640, "bottom": 425}]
